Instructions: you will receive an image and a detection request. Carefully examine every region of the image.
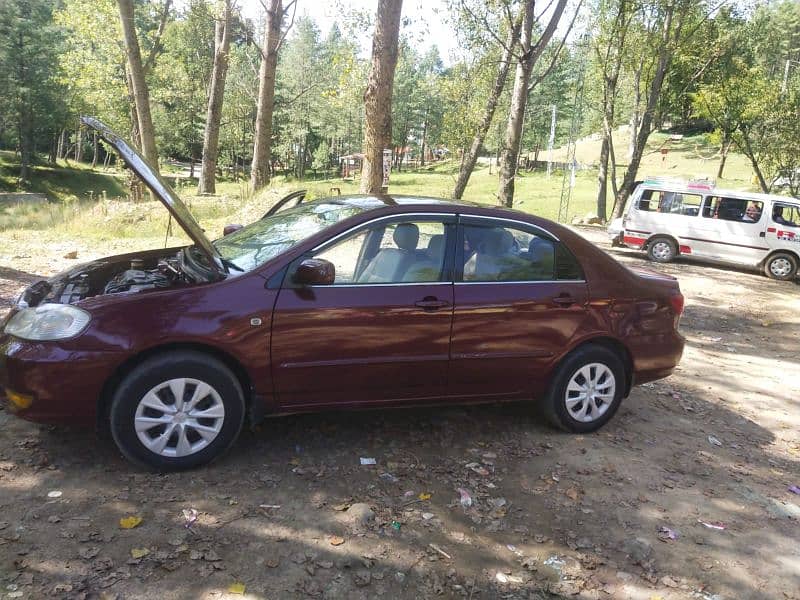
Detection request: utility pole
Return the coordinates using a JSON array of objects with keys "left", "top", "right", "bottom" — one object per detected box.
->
[{"left": 547, "top": 104, "right": 557, "bottom": 177}]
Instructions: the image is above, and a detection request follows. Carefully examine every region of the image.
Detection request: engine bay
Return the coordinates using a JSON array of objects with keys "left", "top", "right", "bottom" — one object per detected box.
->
[{"left": 20, "top": 248, "right": 200, "bottom": 307}]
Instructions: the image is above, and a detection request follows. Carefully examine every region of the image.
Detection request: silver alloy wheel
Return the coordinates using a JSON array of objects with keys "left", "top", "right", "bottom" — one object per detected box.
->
[
  {"left": 134, "top": 378, "right": 225, "bottom": 458},
  {"left": 651, "top": 240, "right": 674, "bottom": 261},
  {"left": 769, "top": 257, "right": 793, "bottom": 278},
  {"left": 564, "top": 363, "right": 616, "bottom": 423}
]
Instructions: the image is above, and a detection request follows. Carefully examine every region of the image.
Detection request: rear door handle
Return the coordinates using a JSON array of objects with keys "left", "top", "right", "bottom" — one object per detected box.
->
[
  {"left": 552, "top": 295, "right": 576, "bottom": 306},
  {"left": 415, "top": 297, "right": 450, "bottom": 310}
]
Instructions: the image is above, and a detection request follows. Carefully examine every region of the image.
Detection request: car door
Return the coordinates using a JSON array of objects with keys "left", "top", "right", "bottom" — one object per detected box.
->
[
  {"left": 449, "top": 216, "right": 589, "bottom": 400},
  {"left": 271, "top": 214, "right": 457, "bottom": 408}
]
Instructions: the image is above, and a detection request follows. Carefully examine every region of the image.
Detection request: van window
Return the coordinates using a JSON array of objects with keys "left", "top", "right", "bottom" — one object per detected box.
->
[
  {"left": 772, "top": 203, "right": 799, "bottom": 228},
  {"left": 636, "top": 190, "right": 701, "bottom": 216},
  {"left": 704, "top": 197, "right": 763, "bottom": 223}
]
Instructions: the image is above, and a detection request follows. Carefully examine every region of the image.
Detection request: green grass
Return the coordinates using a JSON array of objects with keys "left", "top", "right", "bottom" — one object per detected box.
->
[{"left": 0, "top": 131, "right": 771, "bottom": 250}]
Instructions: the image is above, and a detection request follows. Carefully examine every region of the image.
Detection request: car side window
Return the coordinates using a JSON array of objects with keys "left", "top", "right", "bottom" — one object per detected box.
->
[
  {"left": 314, "top": 220, "right": 448, "bottom": 285},
  {"left": 461, "top": 224, "right": 556, "bottom": 282}
]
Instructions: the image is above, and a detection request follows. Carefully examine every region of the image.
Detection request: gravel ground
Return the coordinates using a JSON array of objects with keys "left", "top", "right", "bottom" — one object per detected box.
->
[{"left": 0, "top": 226, "right": 798, "bottom": 600}]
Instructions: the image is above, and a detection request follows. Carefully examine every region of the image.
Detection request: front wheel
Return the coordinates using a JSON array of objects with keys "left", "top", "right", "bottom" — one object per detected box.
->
[
  {"left": 109, "top": 351, "right": 245, "bottom": 471},
  {"left": 541, "top": 345, "right": 626, "bottom": 433},
  {"left": 647, "top": 237, "right": 677, "bottom": 263},
  {"left": 764, "top": 252, "right": 798, "bottom": 281}
]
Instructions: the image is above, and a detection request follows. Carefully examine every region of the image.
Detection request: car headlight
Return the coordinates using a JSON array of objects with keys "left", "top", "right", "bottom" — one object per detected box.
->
[{"left": 4, "top": 304, "right": 91, "bottom": 341}]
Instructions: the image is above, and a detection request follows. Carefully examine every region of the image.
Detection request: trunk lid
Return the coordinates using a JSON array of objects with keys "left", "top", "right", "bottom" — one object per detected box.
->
[{"left": 81, "top": 117, "right": 224, "bottom": 278}]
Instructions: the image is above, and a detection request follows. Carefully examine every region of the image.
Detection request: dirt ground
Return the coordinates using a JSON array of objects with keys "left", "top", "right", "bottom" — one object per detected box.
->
[{"left": 0, "top": 227, "right": 798, "bottom": 600}]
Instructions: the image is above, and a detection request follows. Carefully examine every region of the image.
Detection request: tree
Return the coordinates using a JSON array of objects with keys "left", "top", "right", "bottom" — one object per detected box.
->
[
  {"left": 590, "top": 0, "right": 635, "bottom": 221},
  {"left": 251, "top": 0, "right": 295, "bottom": 192},
  {"left": 610, "top": 0, "right": 695, "bottom": 220},
  {"left": 498, "top": 0, "right": 568, "bottom": 208},
  {"left": 117, "top": 0, "right": 160, "bottom": 170},
  {"left": 198, "top": 0, "right": 233, "bottom": 194},
  {"left": 0, "top": 0, "right": 66, "bottom": 181},
  {"left": 361, "top": 0, "right": 404, "bottom": 194},
  {"left": 451, "top": 4, "right": 521, "bottom": 200}
]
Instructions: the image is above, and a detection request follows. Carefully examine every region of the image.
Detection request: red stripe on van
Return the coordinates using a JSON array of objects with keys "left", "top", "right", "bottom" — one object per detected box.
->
[{"left": 623, "top": 235, "right": 647, "bottom": 247}]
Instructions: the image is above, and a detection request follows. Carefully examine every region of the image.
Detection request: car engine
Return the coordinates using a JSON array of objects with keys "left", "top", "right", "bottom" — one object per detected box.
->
[{"left": 103, "top": 268, "right": 173, "bottom": 295}]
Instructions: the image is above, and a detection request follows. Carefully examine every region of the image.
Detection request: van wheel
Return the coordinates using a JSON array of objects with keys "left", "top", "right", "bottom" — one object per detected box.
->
[
  {"left": 541, "top": 345, "right": 625, "bottom": 434},
  {"left": 764, "top": 252, "right": 798, "bottom": 281},
  {"left": 109, "top": 351, "right": 245, "bottom": 471},
  {"left": 647, "top": 237, "right": 677, "bottom": 263}
]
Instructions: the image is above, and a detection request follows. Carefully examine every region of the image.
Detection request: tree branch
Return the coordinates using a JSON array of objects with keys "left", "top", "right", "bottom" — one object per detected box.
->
[{"left": 144, "top": 0, "right": 172, "bottom": 75}]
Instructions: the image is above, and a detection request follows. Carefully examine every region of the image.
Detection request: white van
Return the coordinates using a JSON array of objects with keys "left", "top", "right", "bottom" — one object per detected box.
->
[{"left": 609, "top": 179, "right": 800, "bottom": 280}]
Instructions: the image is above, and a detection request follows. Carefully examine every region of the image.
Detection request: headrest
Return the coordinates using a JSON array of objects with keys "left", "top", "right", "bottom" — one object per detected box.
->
[
  {"left": 427, "top": 234, "right": 445, "bottom": 256},
  {"left": 393, "top": 223, "right": 419, "bottom": 250},
  {"left": 483, "top": 228, "right": 512, "bottom": 255},
  {"left": 529, "top": 236, "right": 554, "bottom": 259}
]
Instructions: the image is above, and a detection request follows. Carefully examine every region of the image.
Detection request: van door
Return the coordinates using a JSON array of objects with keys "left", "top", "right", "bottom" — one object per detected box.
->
[
  {"left": 765, "top": 201, "right": 800, "bottom": 251},
  {"left": 686, "top": 196, "right": 769, "bottom": 266}
]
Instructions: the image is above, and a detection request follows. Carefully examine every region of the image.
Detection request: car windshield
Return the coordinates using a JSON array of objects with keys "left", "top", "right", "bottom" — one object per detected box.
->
[{"left": 213, "top": 200, "right": 367, "bottom": 272}]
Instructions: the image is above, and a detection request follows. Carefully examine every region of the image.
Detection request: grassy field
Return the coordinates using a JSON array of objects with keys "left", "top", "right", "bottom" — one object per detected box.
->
[{"left": 0, "top": 131, "right": 771, "bottom": 251}]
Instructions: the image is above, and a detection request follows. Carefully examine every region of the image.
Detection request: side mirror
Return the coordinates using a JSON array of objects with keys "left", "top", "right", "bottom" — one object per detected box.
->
[
  {"left": 293, "top": 258, "right": 335, "bottom": 286},
  {"left": 223, "top": 224, "right": 243, "bottom": 236}
]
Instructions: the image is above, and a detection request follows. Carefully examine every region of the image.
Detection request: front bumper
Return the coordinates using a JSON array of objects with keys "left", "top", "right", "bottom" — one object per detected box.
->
[{"left": 0, "top": 336, "right": 123, "bottom": 425}]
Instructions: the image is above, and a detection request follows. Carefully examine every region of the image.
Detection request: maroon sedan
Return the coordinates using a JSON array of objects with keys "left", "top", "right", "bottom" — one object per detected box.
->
[{"left": 0, "top": 119, "right": 684, "bottom": 470}]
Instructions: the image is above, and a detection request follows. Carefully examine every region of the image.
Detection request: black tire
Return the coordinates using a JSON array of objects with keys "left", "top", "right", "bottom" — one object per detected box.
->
[
  {"left": 541, "top": 345, "right": 626, "bottom": 433},
  {"left": 109, "top": 351, "right": 245, "bottom": 471},
  {"left": 763, "top": 252, "right": 798, "bottom": 281},
  {"left": 647, "top": 237, "right": 677, "bottom": 263}
]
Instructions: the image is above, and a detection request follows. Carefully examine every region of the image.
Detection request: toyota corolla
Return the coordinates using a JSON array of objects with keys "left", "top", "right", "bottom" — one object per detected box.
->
[{"left": 0, "top": 118, "right": 685, "bottom": 470}]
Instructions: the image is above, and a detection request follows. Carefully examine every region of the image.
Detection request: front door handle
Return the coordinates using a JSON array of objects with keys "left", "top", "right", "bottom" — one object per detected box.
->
[
  {"left": 415, "top": 297, "right": 450, "bottom": 310},
  {"left": 552, "top": 294, "right": 576, "bottom": 307}
]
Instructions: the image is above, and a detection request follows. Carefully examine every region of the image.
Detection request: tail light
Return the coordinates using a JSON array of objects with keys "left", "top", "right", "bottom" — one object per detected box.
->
[{"left": 669, "top": 292, "right": 685, "bottom": 316}]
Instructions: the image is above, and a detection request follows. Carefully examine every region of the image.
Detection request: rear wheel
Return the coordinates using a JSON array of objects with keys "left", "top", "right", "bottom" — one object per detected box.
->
[
  {"left": 764, "top": 252, "right": 798, "bottom": 281},
  {"left": 109, "top": 351, "right": 245, "bottom": 471},
  {"left": 647, "top": 237, "right": 677, "bottom": 263},
  {"left": 542, "top": 345, "right": 625, "bottom": 433}
]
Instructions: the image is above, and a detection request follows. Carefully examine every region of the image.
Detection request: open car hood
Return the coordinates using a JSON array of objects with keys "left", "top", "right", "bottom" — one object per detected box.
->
[{"left": 81, "top": 117, "right": 224, "bottom": 277}]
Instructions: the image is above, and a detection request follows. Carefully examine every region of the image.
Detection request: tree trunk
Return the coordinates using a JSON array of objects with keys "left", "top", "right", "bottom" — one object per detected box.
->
[
  {"left": 75, "top": 120, "right": 84, "bottom": 162},
  {"left": 611, "top": 4, "right": 676, "bottom": 219},
  {"left": 361, "top": 0, "right": 403, "bottom": 194},
  {"left": 740, "top": 130, "right": 770, "bottom": 193},
  {"left": 596, "top": 137, "right": 609, "bottom": 221},
  {"left": 250, "top": 0, "right": 283, "bottom": 192},
  {"left": 498, "top": 0, "right": 568, "bottom": 208},
  {"left": 117, "top": 0, "right": 159, "bottom": 170},
  {"left": 91, "top": 131, "right": 99, "bottom": 168},
  {"left": 198, "top": 0, "right": 232, "bottom": 194},
  {"left": 453, "top": 17, "right": 520, "bottom": 200},
  {"left": 628, "top": 57, "right": 644, "bottom": 160},
  {"left": 420, "top": 111, "right": 428, "bottom": 167},
  {"left": 717, "top": 134, "right": 732, "bottom": 179},
  {"left": 18, "top": 111, "right": 32, "bottom": 183},
  {"left": 57, "top": 128, "right": 67, "bottom": 161}
]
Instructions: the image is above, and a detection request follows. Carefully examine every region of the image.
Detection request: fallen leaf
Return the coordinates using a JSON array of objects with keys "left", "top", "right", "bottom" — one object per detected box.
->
[
  {"left": 329, "top": 535, "right": 345, "bottom": 546},
  {"left": 418, "top": 492, "right": 432, "bottom": 501},
  {"left": 565, "top": 487, "right": 580, "bottom": 501},
  {"left": 228, "top": 582, "right": 246, "bottom": 594},
  {"left": 119, "top": 516, "right": 142, "bottom": 529},
  {"left": 130, "top": 547, "right": 150, "bottom": 559}
]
